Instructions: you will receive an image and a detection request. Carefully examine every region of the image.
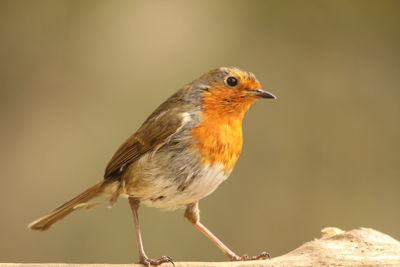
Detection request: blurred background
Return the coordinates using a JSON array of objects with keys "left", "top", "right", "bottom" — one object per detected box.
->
[{"left": 1, "top": 0, "right": 399, "bottom": 264}]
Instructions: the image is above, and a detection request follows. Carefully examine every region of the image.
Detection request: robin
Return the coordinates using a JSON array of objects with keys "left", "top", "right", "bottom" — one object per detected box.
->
[{"left": 28, "top": 67, "right": 276, "bottom": 266}]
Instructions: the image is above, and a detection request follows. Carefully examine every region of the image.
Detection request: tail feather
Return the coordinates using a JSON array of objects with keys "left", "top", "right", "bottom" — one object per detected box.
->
[{"left": 28, "top": 180, "right": 118, "bottom": 231}]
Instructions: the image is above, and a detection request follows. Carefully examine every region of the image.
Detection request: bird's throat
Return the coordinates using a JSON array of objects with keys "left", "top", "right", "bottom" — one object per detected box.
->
[{"left": 192, "top": 90, "right": 255, "bottom": 171}]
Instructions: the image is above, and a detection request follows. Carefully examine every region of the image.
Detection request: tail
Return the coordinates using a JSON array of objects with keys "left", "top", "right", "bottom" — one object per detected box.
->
[{"left": 28, "top": 180, "right": 120, "bottom": 231}]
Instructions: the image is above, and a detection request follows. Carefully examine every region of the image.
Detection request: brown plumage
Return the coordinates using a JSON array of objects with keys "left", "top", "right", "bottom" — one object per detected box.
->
[
  {"left": 29, "top": 180, "right": 110, "bottom": 231},
  {"left": 28, "top": 67, "right": 276, "bottom": 266}
]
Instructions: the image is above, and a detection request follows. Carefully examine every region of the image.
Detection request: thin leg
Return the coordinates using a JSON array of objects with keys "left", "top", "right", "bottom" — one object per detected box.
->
[
  {"left": 193, "top": 221, "right": 240, "bottom": 260},
  {"left": 184, "top": 202, "right": 270, "bottom": 261},
  {"left": 128, "top": 198, "right": 147, "bottom": 260},
  {"left": 128, "top": 197, "right": 174, "bottom": 266}
]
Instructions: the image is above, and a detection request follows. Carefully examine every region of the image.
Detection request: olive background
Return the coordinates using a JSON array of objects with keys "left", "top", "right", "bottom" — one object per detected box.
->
[{"left": 1, "top": 0, "right": 399, "bottom": 263}]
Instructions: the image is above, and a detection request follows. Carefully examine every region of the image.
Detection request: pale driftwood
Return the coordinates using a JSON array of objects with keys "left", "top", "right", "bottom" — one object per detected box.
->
[{"left": 5, "top": 227, "right": 400, "bottom": 267}]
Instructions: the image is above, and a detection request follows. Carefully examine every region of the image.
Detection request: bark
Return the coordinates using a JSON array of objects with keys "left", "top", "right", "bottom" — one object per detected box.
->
[{"left": 6, "top": 227, "right": 400, "bottom": 267}]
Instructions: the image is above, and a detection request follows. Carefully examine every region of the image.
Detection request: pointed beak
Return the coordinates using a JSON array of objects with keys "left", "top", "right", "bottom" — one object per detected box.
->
[{"left": 246, "top": 89, "right": 277, "bottom": 99}]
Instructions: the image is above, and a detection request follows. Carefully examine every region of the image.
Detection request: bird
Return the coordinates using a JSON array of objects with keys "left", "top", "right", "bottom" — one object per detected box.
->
[{"left": 28, "top": 67, "right": 276, "bottom": 266}]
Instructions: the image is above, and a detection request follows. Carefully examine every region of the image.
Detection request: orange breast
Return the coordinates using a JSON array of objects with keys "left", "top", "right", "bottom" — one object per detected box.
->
[
  {"left": 192, "top": 116, "right": 243, "bottom": 171},
  {"left": 192, "top": 88, "right": 255, "bottom": 171}
]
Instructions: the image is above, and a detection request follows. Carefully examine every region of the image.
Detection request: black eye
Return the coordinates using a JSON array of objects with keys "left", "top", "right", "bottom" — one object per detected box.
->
[{"left": 226, "top": 76, "right": 238, "bottom": 87}]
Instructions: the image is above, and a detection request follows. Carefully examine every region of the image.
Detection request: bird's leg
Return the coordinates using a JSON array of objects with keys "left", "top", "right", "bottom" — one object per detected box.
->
[
  {"left": 128, "top": 197, "right": 174, "bottom": 266},
  {"left": 184, "top": 202, "right": 270, "bottom": 261}
]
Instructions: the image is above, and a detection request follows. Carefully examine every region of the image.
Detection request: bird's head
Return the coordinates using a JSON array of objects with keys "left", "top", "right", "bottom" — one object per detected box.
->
[{"left": 194, "top": 67, "right": 276, "bottom": 118}]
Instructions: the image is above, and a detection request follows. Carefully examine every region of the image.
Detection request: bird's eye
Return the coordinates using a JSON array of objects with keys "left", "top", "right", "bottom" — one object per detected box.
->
[{"left": 226, "top": 76, "right": 238, "bottom": 87}]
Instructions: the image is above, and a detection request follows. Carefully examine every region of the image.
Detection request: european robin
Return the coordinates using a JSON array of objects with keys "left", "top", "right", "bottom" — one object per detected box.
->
[{"left": 28, "top": 67, "right": 276, "bottom": 266}]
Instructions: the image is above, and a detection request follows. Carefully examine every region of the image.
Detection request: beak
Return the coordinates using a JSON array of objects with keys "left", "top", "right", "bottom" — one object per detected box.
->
[{"left": 246, "top": 89, "right": 277, "bottom": 99}]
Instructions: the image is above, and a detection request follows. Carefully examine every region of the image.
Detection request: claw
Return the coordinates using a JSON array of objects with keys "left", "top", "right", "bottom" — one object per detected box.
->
[
  {"left": 139, "top": 255, "right": 175, "bottom": 266},
  {"left": 260, "top": 251, "right": 271, "bottom": 260},
  {"left": 231, "top": 251, "right": 271, "bottom": 261},
  {"left": 164, "top": 256, "right": 175, "bottom": 267}
]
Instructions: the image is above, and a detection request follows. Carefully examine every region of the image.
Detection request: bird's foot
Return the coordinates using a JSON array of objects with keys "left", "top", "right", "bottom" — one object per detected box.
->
[
  {"left": 139, "top": 255, "right": 175, "bottom": 266},
  {"left": 231, "top": 251, "right": 271, "bottom": 261}
]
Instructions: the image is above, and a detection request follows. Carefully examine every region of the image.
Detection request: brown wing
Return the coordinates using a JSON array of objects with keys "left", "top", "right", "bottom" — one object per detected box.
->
[{"left": 104, "top": 108, "right": 189, "bottom": 179}]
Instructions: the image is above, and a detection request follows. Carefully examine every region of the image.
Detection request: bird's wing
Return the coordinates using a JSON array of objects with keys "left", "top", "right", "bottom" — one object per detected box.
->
[{"left": 104, "top": 108, "right": 191, "bottom": 179}]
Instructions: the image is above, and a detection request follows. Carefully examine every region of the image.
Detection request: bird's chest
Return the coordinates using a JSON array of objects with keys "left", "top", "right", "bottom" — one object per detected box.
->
[
  {"left": 136, "top": 160, "right": 230, "bottom": 208},
  {"left": 191, "top": 117, "right": 243, "bottom": 171}
]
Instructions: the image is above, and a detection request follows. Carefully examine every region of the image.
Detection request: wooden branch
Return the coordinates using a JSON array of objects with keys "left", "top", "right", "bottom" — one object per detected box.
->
[{"left": 6, "top": 227, "right": 400, "bottom": 266}]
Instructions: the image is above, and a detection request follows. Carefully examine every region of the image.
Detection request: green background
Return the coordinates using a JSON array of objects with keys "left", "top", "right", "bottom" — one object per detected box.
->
[{"left": 1, "top": 0, "right": 399, "bottom": 263}]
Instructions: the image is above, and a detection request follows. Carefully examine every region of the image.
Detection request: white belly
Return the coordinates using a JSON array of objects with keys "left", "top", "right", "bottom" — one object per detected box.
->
[{"left": 140, "top": 163, "right": 230, "bottom": 208}]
